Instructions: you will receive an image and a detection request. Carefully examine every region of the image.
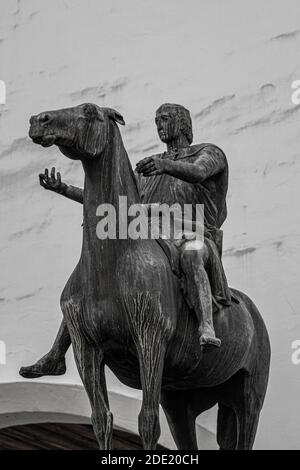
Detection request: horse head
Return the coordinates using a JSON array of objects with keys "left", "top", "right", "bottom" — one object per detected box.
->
[{"left": 29, "top": 103, "right": 125, "bottom": 160}]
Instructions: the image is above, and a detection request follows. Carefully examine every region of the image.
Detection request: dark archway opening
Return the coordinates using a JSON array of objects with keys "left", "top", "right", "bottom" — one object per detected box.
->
[{"left": 0, "top": 423, "right": 166, "bottom": 450}]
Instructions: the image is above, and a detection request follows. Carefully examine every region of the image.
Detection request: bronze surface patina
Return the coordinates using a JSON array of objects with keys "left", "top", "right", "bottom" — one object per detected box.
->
[{"left": 21, "top": 102, "right": 270, "bottom": 450}]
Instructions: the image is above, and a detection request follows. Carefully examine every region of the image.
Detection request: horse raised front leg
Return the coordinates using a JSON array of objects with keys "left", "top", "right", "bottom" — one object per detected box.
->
[{"left": 124, "top": 293, "right": 171, "bottom": 450}]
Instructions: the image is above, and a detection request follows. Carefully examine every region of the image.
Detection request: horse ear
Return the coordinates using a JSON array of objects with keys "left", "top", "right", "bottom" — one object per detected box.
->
[
  {"left": 107, "top": 108, "right": 125, "bottom": 126},
  {"left": 83, "top": 103, "right": 105, "bottom": 121}
]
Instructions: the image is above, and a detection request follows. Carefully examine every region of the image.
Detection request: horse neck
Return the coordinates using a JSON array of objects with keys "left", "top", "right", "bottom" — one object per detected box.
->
[{"left": 81, "top": 122, "right": 140, "bottom": 257}]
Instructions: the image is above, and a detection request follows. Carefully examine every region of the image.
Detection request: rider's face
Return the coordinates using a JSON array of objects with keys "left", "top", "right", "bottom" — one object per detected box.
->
[{"left": 155, "top": 112, "right": 181, "bottom": 144}]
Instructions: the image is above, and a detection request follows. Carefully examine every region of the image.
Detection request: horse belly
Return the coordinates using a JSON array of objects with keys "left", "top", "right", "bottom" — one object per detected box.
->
[{"left": 164, "top": 301, "right": 255, "bottom": 389}]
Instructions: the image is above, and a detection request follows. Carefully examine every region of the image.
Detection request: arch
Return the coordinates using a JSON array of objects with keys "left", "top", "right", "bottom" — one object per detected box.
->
[{"left": 0, "top": 381, "right": 217, "bottom": 448}]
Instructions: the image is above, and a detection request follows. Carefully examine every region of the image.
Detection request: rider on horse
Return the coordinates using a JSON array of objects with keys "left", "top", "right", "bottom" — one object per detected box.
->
[{"left": 20, "top": 103, "right": 233, "bottom": 379}]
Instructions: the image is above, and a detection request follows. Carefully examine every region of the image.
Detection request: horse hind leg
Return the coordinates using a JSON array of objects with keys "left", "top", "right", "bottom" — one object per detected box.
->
[
  {"left": 161, "top": 389, "right": 217, "bottom": 450},
  {"left": 217, "top": 368, "right": 267, "bottom": 450},
  {"left": 235, "top": 371, "right": 265, "bottom": 450},
  {"left": 217, "top": 404, "right": 237, "bottom": 450}
]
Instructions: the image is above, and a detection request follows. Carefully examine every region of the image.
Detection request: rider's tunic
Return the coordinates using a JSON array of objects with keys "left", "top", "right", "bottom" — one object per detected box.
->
[{"left": 135, "top": 143, "right": 232, "bottom": 310}]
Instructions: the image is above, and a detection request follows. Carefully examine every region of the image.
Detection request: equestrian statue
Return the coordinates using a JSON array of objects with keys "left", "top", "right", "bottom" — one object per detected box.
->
[{"left": 21, "top": 102, "right": 270, "bottom": 450}]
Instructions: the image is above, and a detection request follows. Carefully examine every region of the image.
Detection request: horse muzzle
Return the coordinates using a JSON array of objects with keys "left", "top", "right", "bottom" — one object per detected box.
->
[{"left": 29, "top": 114, "right": 57, "bottom": 147}]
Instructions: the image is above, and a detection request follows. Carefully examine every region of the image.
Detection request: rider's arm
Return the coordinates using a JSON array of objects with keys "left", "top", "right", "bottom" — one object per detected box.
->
[
  {"left": 164, "top": 146, "right": 226, "bottom": 184},
  {"left": 39, "top": 168, "right": 84, "bottom": 204},
  {"left": 62, "top": 185, "right": 84, "bottom": 204}
]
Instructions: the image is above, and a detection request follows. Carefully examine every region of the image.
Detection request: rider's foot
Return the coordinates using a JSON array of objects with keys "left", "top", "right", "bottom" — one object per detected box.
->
[
  {"left": 199, "top": 324, "right": 221, "bottom": 351},
  {"left": 19, "top": 353, "right": 66, "bottom": 379}
]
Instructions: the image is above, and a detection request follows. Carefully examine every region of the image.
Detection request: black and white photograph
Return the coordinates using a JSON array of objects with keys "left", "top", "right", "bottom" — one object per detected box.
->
[{"left": 0, "top": 0, "right": 300, "bottom": 454}]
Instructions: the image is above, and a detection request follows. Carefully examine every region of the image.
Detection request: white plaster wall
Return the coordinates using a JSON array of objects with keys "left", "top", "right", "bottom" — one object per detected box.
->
[{"left": 0, "top": 0, "right": 300, "bottom": 449}]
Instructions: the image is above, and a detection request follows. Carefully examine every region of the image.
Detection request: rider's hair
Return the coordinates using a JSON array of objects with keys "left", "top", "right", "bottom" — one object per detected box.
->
[{"left": 156, "top": 103, "right": 193, "bottom": 144}]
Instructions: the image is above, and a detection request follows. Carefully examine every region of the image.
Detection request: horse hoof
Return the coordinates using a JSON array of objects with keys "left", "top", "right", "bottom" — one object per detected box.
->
[{"left": 19, "top": 357, "right": 66, "bottom": 379}]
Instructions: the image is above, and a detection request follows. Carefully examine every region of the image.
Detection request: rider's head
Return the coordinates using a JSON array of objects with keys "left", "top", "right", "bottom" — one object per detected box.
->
[{"left": 155, "top": 103, "right": 193, "bottom": 146}]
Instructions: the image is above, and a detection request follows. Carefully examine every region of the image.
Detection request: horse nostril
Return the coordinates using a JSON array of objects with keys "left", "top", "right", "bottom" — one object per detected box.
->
[{"left": 40, "top": 113, "right": 51, "bottom": 124}]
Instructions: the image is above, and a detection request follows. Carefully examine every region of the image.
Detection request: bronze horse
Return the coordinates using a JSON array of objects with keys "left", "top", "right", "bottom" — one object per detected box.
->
[{"left": 28, "top": 103, "right": 270, "bottom": 450}]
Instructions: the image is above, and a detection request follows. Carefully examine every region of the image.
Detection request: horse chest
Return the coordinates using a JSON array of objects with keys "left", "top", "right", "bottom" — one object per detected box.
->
[{"left": 61, "top": 285, "right": 130, "bottom": 348}]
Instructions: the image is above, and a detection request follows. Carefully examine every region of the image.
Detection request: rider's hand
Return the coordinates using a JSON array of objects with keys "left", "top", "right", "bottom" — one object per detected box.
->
[
  {"left": 39, "top": 167, "right": 68, "bottom": 194},
  {"left": 136, "top": 156, "right": 170, "bottom": 177}
]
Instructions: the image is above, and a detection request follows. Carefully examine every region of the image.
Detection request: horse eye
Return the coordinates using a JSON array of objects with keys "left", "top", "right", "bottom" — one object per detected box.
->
[{"left": 83, "top": 105, "right": 91, "bottom": 114}]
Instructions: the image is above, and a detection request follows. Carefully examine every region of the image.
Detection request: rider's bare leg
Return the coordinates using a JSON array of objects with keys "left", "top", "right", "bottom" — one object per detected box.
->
[
  {"left": 180, "top": 241, "right": 221, "bottom": 350},
  {"left": 19, "top": 319, "right": 71, "bottom": 378}
]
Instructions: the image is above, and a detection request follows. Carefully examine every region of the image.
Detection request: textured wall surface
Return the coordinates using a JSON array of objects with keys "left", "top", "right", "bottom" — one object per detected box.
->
[{"left": 1, "top": 0, "right": 300, "bottom": 449}]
